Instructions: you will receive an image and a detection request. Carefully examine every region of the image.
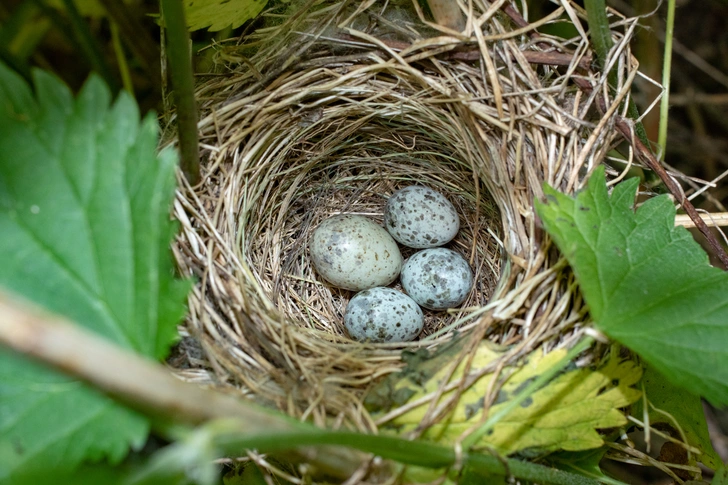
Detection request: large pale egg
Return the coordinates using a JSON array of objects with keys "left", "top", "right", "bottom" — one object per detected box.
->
[
  {"left": 309, "top": 214, "right": 402, "bottom": 291},
  {"left": 401, "top": 248, "right": 473, "bottom": 310},
  {"left": 384, "top": 186, "right": 460, "bottom": 248},
  {"left": 344, "top": 287, "right": 424, "bottom": 343}
]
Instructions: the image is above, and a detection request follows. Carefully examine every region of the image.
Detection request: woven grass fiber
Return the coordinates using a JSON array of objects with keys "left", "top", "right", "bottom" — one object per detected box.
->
[{"left": 171, "top": 0, "right": 643, "bottom": 441}]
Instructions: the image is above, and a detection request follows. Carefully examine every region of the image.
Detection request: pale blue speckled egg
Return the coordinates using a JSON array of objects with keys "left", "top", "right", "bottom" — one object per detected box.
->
[
  {"left": 384, "top": 186, "right": 460, "bottom": 248},
  {"left": 309, "top": 214, "right": 402, "bottom": 291},
  {"left": 344, "top": 287, "right": 424, "bottom": 343},
  {"left": 401, "top": 248, "right": 473, "bottom": 310}
]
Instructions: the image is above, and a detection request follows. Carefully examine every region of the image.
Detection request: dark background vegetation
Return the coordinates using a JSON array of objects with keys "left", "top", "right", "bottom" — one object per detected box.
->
[{"left": 1, "top": 0, "right": 727, "bottom": 483}]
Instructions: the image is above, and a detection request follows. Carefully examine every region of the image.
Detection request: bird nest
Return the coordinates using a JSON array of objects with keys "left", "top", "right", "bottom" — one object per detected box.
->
[{"left": 171, "top": 1, "right": 639, "bottom": 435}]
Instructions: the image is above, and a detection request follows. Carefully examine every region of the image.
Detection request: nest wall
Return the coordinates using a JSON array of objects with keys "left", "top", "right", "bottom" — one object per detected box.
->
[{"left": 172, "top": 1, "right": 636, "bottom": 430}]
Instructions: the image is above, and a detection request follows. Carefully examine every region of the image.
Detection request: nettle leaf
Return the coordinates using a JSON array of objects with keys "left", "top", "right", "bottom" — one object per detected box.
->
[
  {"left": 184, "top": 0, "right": 267, "bottom": 32},
  {"left": 0, "top": 64, "right": 189, "bottom": 477},
  {"left": 374, "top": 341, "right": 642, "bottom": 455},
  {"left": 535, "top": 166, "right": 728, "bottom": 406}
]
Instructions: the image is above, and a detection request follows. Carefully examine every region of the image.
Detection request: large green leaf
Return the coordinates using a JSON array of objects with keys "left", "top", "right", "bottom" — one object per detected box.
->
[
  {"left": 535, "top": 166, "right": 728, "bottom": 406},
  {"left": 0, "top": 64, "right": 188, "bottom": 478}
]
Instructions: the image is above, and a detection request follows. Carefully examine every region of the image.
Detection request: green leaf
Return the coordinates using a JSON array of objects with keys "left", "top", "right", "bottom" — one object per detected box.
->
[
  {"left": 713, "top": 467, "right": 728, "bottom": 485},
  {"left": 633, "top": 365, "right": 722, "bottom": 470},
  {"left": 535, "top": 166, "right": 728, "bottom": 406},
  {"left": 0, "top": 64, "right": 188, "bottom": 477},
  {"left": 183, "top": 0, "right": 267, "bottom": 32}
]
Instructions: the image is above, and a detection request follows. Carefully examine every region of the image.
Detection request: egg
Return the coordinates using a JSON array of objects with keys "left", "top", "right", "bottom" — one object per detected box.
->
[
  {"left": 384, "top": 186, "right": 460, "bottom": 248},
  {"left": 344, "top": 287, "right": 424, "bottom": 343},
  {"left": 401, "top": 248, "right": 473, "bottom": 310},
  {"left": 309, "top": 214, "right": 402, "bottom": 291}
]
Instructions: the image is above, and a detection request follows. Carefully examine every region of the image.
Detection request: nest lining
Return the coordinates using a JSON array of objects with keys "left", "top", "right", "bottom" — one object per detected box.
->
[{"left": 171, "top": 0, "right": 641, "bottom": 433}]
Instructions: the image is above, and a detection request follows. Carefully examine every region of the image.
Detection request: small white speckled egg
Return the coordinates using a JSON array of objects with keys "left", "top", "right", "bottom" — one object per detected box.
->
[
  {"left": 401, "top": 248, "right": 473, "bottom": 310},
  {"left": 384, "top": 186, "right": 460, "bottom": 248},
  {"left": 344, "top": 287, "right": 424, "bottom": 343},
  {"left": 309, "top": 214, "right": 402, "bottom": 291}
]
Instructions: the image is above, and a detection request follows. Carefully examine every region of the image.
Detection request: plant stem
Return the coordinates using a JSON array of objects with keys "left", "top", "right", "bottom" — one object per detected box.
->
[
  {"left": 100, "top": 0, "right": 162, "bottom": 92},
  {"left": 582, "top": 0, "right": 650, "bottom": 147},
  {"left": 59, "top": 0, "right": 119, "bottom": 91},
  {"left": 160, "top": 0, "right": 200, "bottom": 184},
  {"left": 110, "top": 21, "right": 134, "bottom": 95},
  {"left": 658, "top": 0, "right": 676, "bottom": 160},
  {"left": 212, "top": 427, "right": 603, "bottom": 485}
]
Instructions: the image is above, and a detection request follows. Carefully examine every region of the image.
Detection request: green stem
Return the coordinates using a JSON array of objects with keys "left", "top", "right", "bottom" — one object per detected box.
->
[
  {"left": 657, "top": 0, "right": 676, "bottom": 160},
  {"left": 583, "top": 0, "right": 650, "bottom": 148},
  {"left": 58, "top": 0, "right": 119, "bottom": 91},
  {"left": 212, "top": 427, "right": 602, "bottom": 485},
  {"left": 110, "top": 21, "right": 134, "bottom": 95},
  {"left": 160, "top": 0, "right": 200, "bottom": 184},
  {"left": 100, "top": 0, "right": 161, "bottom": 93}
]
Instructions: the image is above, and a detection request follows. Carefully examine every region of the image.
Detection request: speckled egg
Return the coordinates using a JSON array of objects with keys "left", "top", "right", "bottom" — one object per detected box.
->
[
  {"left": 309, "top": 214, "right": 402, "bottom": 291},
  {"left": 384, "top": 186, "right": 460, "bottom": 248},
  {"left": 344, "top": 287, "right": 424, "bottom": 343},
  {"left": 401, "top": 248, "right": 473, "bottom": 310}
]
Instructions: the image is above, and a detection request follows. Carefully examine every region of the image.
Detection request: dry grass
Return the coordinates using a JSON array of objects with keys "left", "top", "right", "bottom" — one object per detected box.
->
[{"left": 169, "top": 0, "right": 639, "bottom": 437}]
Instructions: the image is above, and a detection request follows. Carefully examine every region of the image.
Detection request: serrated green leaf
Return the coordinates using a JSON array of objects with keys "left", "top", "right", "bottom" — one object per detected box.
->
[
  {"left": 535, "top": 166, "right": 728, "bottom": 406},
  {"left": 184, "top": 0, "right": 267, "bottom": 32},
  {"left": 633, "top": 365, "right": 722, "bottom": 470},
  {"left": 0, "top": 64, "right": 189, "bottom": 478},
  {"left": 375, "top": 341, "right": 642, "bottom": 455}
]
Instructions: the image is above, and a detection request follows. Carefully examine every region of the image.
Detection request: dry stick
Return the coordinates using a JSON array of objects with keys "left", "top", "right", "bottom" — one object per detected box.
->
[
  {"left": 498, "top": 3, "right": 728, "bottom": 267},
  {"left": 0, "top": 291, "right": 364, "bottom": 479}
]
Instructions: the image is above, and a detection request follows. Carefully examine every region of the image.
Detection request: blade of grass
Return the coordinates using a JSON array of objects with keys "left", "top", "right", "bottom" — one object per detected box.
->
[
  {"left": 111, "top": 21, "right": 134, "bottom": 95},
  {"left": 160, "top": 0, "right": 200, "bottom": 184},
  {"left": 59, "top": 0, "right": 119, "bottom": 91},
  {"left": 658, "top": 0, "right": 676, "bottom": 160},
  {"left": 100, "top": 0, "right": 162, "bottom": 94}
]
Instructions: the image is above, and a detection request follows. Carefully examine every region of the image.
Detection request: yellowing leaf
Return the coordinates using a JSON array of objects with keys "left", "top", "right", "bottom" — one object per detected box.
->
[
  {"left": 374, "top": 342, "right": 642, "bottom": 455},
  {"left": 184, "top": 0, "right": 268, "bottom": 32}
]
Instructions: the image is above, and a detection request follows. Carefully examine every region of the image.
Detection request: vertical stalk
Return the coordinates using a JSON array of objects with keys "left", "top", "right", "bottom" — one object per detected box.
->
[
  {"left": 160, "top": 0, "right": 200, "bottom": 185},
  {"left": 583, "top": 0, "right": 650, "bottom": 149},
  {"left": 658, "top": 0, "right": 676, "bottom": 160}
]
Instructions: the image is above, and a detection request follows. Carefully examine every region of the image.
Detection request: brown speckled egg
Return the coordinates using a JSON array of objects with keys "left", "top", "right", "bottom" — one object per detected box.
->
[
  {"left": 344, "top": 287, "right": 424, "bottom": 342},
  {"left": 309, "top": 214, "right": 402, "bottom": 291},
  {"left": 384, "top": 186, "right": 460, "bottom": 248}
]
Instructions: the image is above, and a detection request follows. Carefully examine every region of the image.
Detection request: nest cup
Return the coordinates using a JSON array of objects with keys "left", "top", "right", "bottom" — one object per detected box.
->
[{"left": 172, "top": 1, "right": 636, "bottom": 434}]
